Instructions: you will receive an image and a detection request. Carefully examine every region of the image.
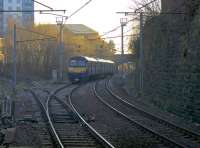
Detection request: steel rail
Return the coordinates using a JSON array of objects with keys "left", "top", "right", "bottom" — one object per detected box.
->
[
  {"left": 68, "top": 86, "right": 115, "bottom": 148},
  {"left": 45, "top": 83, "right": 72, "bottom": 148},
  {"left": 46, "top": 93, "right": 65, "bottom": 148},
  {"left": 28, "top": 83, "right": 72, "bottom": 148},
  {"left": 93, "top": 81, "right": 187, "bottom": 148},
  {"left": 27, "top": 89, "right": 59, "bottom": 147},
  {"left": 106, "top": 79, "right": 200, "bottom": 141}
]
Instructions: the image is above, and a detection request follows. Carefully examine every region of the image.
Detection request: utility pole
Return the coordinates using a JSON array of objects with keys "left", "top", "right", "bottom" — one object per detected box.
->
[
  {"left": 12, "top": 24, "right": 16, "bottom": 93},
  {"left": 12, "top": 24, "right": 17, "bottom": 123},
  {"left": 120, "top": 18, "right": 127, "bottom": 75},
  {"left": 56, "top": 17, "right": 64, "bottom": 80},
  {"left": 117, "top": 0, "right": 157, "bottom": 94},
  {"left": 121, "top": 22, "right": 124, "bottom": 55},
  {"left": 139, "top": 13, "right": 144, "bottom": 93},
  {"left": 120, "top": 18, "right": 127, "bottom": 55}
]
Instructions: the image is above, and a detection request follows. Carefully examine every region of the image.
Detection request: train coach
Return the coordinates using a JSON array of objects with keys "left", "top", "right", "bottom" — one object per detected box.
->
[{"left": 67, "top": 56, "right": 116, "bottom": 82}]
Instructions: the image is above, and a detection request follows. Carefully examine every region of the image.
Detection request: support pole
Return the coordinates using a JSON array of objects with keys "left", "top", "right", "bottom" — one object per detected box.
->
[
  {"left": 12, "top": 24, "right": 16, "bottom": 93},
  {"left": 121, "top": 24, "right": 124, "bottom": 75},
  {"left": 59, "top": 24, "right": 64, "bottom": 80},
  {"left": 12, "top": 24, "right": 17, "bottom": 123},
  {"left": 139, "top": 13, "right": 144, "bottom": 93},
  {"left": 120, "top": 18, "right": 127, "bottom": 75},
  {"left": 121, "top": 24, "right": 124, "bottom": 55}
]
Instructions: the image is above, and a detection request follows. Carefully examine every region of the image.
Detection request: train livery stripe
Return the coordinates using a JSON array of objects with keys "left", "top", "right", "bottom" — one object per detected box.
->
[{"left": 68, "top": 67, "right": 87, "bottom": 73}]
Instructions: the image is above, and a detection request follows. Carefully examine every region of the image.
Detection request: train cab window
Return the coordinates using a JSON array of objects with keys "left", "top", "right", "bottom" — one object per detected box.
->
[{"left": 70, "top": 60, "right": 86, "bottom": 67}]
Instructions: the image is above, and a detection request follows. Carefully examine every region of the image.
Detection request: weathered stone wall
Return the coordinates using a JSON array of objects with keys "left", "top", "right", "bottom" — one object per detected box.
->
[
  {"left": 161, "top": 0, "right": 200, "bottom": 16},
  {"left": 142, "top": 1, "right": 200, "bottom": 122},
  {"left": 161, "top": 0, "right": 186, "bottom": 12}
]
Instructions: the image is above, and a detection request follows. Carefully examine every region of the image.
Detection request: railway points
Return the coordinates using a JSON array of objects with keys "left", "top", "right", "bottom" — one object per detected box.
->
[
  {"left": 1, "top": 77, "right": 200, "bottom": 147},
  {"left": 1, "top": 0, "right": 200, "bottom": 147},
  {"left": 28, "top": 82, "right": 114, "bottom": 148}
]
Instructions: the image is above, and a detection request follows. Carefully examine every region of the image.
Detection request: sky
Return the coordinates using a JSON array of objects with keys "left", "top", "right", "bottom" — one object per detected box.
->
[{"left": 35, "top": 0, "right": 136, "bottom": 53}]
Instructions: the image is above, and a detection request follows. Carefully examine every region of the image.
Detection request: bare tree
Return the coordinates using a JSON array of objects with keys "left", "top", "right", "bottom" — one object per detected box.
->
[{"left": 131, "top": 0, "right": 161, "bottom": 15}]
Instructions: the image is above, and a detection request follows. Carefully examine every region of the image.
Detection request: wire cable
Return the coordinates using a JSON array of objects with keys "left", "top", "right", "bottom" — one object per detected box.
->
[
  {"left": 31, "top": 0, "right": 53, "bottom": 10},
  {"left": 101, "top": 34, "right": 139, "bottom": 39},
  {"left": 100, "top": 16, "right": 139, "bottom": 37},
  {"left": 66, "top": 0, "right": 93, "bottom": 21},
  {"left": 105, "top": 0, "right": 158, "bottom": 39}
]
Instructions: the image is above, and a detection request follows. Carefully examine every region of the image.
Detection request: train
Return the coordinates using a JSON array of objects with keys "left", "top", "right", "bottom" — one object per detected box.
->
[{"left": 67, "top": 56, "right": 116, "bottom": 82}]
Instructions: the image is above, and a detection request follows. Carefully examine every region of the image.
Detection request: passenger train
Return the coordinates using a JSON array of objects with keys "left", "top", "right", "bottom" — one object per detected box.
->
[{"left": 68, "top": 56, "right": 116, "bottom": 82}]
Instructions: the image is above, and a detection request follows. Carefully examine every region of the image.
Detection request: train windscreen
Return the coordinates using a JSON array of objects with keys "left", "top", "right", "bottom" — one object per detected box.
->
[{"left": 69, "top": 59, "right": 86, "bottom": 67}]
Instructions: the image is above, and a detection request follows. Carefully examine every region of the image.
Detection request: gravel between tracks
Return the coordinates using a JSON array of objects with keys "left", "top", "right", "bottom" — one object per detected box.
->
[
  {"left": 70, "top": 81, "right": 163, "bottom": 148},
  {"left": 110, "top": 75, "right": 200, "bottom": 134},
  {"left": 8, "top": 90, "right": 51, "bottom": 147}
]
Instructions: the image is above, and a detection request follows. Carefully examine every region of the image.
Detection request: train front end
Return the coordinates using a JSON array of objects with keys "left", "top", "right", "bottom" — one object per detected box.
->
[{"left": 68, "top": 57, "right": 88, "bottom": 82}]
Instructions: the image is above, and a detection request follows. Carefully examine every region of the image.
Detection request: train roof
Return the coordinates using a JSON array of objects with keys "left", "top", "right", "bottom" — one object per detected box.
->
[
  {"left": 97, "top": 58, "right": 114, "bottom": 64},
  {"left": 70, "top": 56, "right": 115, "bottom": 64}
]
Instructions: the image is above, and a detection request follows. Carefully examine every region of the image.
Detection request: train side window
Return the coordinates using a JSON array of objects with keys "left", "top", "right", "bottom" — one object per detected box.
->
[
  {"left": 93, "top": 63, "right": 96, "bottom": 74},
  {"left": 91, "top": 63, "right": 94, "bottom": 74},
  {"left": 97, "top": 63, "right": 99, "bottom": 73},
  {"left": 89, "top": 63, "right": 91, "bottom": 73},
  {"left": 95, "top": 62, "right": 97, "bottom": 74},
  {"left": 87, "top": 62, "right": 90, "bottom": 73}
]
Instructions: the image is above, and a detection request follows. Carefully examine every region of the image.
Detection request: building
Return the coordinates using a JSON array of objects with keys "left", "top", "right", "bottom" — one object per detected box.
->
[
  {"left": 0, "top": 0, "right": 3, "bottom": 37},
  {"left": 0, "top": 0, "right": 34, "bottom": 36},
  {"left": 22, "top": 0, "right": 34, "bottom": 25},
  {"left": 64, "top": 24, "right": 101, "bottom": 57},
  {"left": 0, "top": 38, "right": 5, "bottom": 64},
  {"left": 34, "top": 24, "right": 114, "bottom": 59},
  {"left": 64, "top": 24, "right": 114, "bottom": 59}
]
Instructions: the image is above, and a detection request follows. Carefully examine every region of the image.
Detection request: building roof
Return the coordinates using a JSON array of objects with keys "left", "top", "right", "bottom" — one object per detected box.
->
[{"left": 64, "top": 24, "right": 97, "bottom": 34}]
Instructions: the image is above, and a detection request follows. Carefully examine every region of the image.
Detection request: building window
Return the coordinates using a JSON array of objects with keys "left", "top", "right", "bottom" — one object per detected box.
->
[
  {"left": 17, "top": 0, "right": 20, "bottom": 3},
  {"left": 8, "top": 7, "right": 12, "bottom": 11},
  {"left": 8, "top": 0, "right": 12, "bottom": 3},
  {"left": 16, "top": 7, "right": 21, "bottom": 11}
]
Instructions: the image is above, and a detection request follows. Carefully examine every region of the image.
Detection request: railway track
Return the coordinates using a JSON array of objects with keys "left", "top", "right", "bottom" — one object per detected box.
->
[
  {"left": 93, "top": 79, "right": 200, "bottom": 148},
  {"left": 67, "top": 86, "right": 115, "bottom": 148},
  {"left": 49, "top": 97, "right": 103, "bottom": 148},
  {"left": 71, "top": 81, "right": 163, "bottom": 147},
  {"left": 28, "top": 89, "right": 54, "bottom": 148},
  {"left": 29, "top": 83, "right": 114, "bottom": 148}
]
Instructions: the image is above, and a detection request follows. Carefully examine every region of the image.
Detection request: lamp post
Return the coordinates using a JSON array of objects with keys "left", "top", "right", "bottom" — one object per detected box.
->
[
  {"left": 120, "top": 18, "right": 127, "bottom": 75},
  {"left": 56, "top": 17, "right": 64, "bottom": 80}
]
